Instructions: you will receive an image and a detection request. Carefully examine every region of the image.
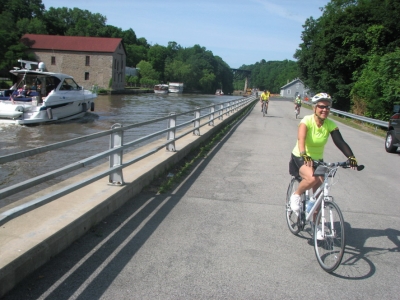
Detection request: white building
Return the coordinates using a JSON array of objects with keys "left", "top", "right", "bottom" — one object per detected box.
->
[{"left": 280, "top": 78, "right": 310, "bottom": 98}]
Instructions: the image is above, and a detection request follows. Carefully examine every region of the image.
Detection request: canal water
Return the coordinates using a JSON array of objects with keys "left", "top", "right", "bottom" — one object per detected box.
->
[{"left": 0, "top": 93, "right": 240, "bottom": 208}]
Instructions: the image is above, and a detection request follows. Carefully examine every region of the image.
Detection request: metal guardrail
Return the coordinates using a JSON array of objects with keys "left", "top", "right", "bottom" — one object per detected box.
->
[
  {"left": 0, "top": 95, "right": 257, "bottom": 224},
  {"left": 330, "top": 108, "right": 388, "bottom": 128},
  {"left": 301, "top": 100, "right": 389, "bottom": 129}
]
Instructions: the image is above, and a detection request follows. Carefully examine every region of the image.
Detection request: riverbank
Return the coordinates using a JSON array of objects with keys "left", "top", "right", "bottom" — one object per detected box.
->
[{"left": 110, "top": 88, "right": 153, "bottom": 95}]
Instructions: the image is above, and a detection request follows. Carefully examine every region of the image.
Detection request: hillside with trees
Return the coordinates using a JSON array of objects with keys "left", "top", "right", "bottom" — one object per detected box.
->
[
  {"left": 233, "top": 59, "right": 300, "bottom": 94},
  {"left": 295, "top": 0, "right": 400, "bottom": 119}
]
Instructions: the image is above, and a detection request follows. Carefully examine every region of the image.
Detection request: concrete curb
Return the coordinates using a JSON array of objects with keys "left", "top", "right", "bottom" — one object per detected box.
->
[{"left": 0, "top": 99, "right": 257, "bottom": 297}]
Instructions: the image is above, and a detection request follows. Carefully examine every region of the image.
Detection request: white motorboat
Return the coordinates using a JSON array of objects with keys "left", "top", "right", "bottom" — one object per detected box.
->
[
  {"left": 168, "top": 82, "right": 184, "bottom": 93},
  {"left": 154, "top": 84, "right": 169, "bottom": 94},
  {"left": 0, "top": 60, "right": 97, "bottom": 125},
  {"left": 215, "top": 89, "right": 224, "bottom": 96}
]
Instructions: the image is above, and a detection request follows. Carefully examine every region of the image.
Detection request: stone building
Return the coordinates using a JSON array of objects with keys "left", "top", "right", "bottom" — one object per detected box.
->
[
  {"left": 280, "top": 78, "right": 310, "bottom": 98},
  {"left": 20, "top": 34, "right": 126, "bottom": 91}
]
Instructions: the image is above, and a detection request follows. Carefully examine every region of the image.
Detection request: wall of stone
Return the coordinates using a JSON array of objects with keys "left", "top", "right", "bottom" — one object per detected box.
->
[{"left": 31, "top": 48, "right": 125, "bottom": 90}]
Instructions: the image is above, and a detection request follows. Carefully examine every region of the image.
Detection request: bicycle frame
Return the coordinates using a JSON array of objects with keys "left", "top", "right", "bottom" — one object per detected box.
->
[
  {"left": 262, "top": 101, "right": 268, "bottom": 116},
  {"left": 286, "top": 160, "right": 364, "bottom": 272},
  {"left": 304, "top": 166, "right": 337, "bottom": 239}
]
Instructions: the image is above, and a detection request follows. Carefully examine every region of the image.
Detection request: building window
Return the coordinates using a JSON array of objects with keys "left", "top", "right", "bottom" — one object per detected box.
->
[
  {"left": 85, "top": 56, "right": 90, "bottom": 66},
  {"left": 85, "top": 72, "right": 89, "bottom": 80},
  {"left": 51, "top": 56, "right": 56, "bottom": 65}
]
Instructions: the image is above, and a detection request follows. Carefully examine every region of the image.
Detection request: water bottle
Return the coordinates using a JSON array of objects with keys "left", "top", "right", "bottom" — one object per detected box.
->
[{"left": 306, "top": 196, "right": 316, "bottom": 213}]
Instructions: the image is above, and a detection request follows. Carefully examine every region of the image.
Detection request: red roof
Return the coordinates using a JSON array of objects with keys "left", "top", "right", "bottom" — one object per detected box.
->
[{"left": 21, "top": 34, "right": 124, "bottom": 53}]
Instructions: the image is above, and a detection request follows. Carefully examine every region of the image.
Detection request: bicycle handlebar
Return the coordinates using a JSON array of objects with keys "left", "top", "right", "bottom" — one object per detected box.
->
[{"left": 313, "top": 160, "right": 365, "bottom": 171}]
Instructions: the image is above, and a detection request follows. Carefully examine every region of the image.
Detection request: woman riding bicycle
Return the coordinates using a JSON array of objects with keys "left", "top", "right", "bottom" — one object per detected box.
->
[{"left": 289, "top": 93, "right": 359, "bottom": 214}]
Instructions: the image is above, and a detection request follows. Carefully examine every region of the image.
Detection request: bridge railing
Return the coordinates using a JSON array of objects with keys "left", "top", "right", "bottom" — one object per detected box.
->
[{"left": 0, "top": 95, "right": 257, "bottom": 225}]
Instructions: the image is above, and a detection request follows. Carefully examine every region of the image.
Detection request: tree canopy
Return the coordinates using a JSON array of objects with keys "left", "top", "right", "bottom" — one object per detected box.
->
[
  {"left": 233, "top": 60, "right": 300, "bottom": 94},
  {"left": 294, "top": 0, "right": 400, "bottom": 118}
]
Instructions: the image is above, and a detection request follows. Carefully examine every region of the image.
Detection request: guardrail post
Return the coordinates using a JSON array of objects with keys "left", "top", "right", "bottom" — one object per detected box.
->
[
  {"left": 109, "top": 123, "right": 124, "bottom": 185},
  {"left": 193, "top": 107, "right": 200, "bottom": 136},
  {"left": 219, "top": 104, "right": 223, "bottom": 120},
  {"left": 166, "top": 113, "right": 176, "bottom": 151},
  {"left": 226, "top": 101, "right": 231, "bottom": 116},
  {"left": 209, "top": 105, "right": 215, "bottom": 126}
]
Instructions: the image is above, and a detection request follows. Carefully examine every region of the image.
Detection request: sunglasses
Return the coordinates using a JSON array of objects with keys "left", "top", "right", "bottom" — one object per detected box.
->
[{"left": 316, "top": 105, "right": 331, "bottom": 110}]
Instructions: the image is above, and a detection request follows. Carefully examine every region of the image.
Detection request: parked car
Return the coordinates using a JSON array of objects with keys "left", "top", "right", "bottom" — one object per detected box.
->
[{"left": 385, "top": 103, "right": 400, "bottom": 153}]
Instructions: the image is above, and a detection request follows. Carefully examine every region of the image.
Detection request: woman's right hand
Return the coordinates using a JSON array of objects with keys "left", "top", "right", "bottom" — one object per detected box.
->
[{"left": 301, "top": 153, "right": 313, "bottom": 167}]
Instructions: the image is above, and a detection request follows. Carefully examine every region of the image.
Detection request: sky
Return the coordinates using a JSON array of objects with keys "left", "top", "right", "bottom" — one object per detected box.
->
[{"left": 40, "top": 0, "right": 331, "bottom": 68}]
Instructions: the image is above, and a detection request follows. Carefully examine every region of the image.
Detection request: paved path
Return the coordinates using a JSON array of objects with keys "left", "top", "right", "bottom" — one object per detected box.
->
[{"left": 3, "top": 98, "right": 400, "bottom": 299}]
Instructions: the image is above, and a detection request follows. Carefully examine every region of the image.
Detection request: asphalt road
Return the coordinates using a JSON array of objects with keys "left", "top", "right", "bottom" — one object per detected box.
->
[{"left": 3, "top": 97, "right": 400, "bottom": 299}]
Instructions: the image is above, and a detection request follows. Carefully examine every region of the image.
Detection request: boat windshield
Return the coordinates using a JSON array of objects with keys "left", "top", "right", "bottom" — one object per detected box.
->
[{"left": 60, "top": 78, "right": 80, "bottom": 90}]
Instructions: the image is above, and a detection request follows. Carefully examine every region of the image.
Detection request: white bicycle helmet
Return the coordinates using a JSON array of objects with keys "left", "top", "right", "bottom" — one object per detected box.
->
[{"left": 311, "top": 93, "right": 332, "bottom": 105}]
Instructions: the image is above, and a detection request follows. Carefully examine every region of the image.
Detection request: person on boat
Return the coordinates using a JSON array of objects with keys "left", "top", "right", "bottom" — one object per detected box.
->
[
  {"left": 25, "top": 88, "right": 33, "bottom": 97},
  {"left": 15, "top": 85, "right": 26, "bottom": 97}
]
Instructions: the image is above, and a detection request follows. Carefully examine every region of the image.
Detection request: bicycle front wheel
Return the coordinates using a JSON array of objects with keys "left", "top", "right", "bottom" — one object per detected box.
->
[
  {"left": 314, "top": 201, "right": 345, "bottom": 273},
  {"left": 285, "top": 177, "right": 302, "bottom": 235}
]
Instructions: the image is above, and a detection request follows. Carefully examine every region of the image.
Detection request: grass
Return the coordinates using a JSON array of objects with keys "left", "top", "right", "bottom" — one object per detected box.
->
[{"left": 301, "top": 103, "right": 387, "bottom": 138}]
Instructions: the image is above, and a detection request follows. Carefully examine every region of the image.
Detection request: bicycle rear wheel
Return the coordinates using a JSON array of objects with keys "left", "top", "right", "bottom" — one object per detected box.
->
[
  {"left": 314, "top": 201, "right": 345, "bottom": 272},
  {"left": 262, "top": 103, "right": 266, "bottom": 117},
  {"left": 285, "top": 177, "right": 302, "bottom": 235}
]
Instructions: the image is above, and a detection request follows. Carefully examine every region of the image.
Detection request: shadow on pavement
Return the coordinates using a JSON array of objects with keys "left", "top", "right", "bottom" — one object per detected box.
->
[{"left": 2, "top": 103, "right": 254, "bottom": 300}]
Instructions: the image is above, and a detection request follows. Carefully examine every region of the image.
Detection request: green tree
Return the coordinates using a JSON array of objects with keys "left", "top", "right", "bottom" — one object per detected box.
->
[
  {"left": 137, "top": 37, "right": 150, "bottom": 47},
  {"left": 126, "top": 44, "right": 148, "bottom": 67},
  {"left": 235, "top": 60, "right": 299, "bottom": 93},
  {"left": 295, "top": 0, "right": 400, "bottom": 111},
  {"left": 41, "top": 7, "right": 69, "bottom": 35},
  {"left": 121, "top": 28, "right": 137, "bottom": 45},
  {"left": 17, "top": 17, "right": 48, "bottom": 35},
  {"left": 3, "top": 0, "right": 45, "bottom": 22},
  {"left": 0, "top": 0, "right": 45, "bottom": 72},
  {"left": 351, "top": 49, "right": 400, "bottom": 120},
  {"left": 136, "top": 60, "right": 160, "bottom": 86},
  {"left": 164, "top": 59, "right": 191, "bottom": 83},
  {"left": 147, "top": 44, "right": 168, "bottom": 81}
]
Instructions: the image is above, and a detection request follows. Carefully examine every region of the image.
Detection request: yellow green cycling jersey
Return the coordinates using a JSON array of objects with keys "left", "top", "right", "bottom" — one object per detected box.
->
[
  {"left": 292, "top": 114, "right": 338, "bottom": 160},
  {"left": 261, "top": 92, "right": 270, "bottom": 101}
]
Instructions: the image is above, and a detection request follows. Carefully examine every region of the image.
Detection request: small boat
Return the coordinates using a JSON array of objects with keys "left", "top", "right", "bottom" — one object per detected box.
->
[
  {"left": 154, "top": 84, "right": 169, "bottom": 94},
  {"left": 168, "top": 82, "right": 184, "bottom": 93},
  {"left": 0, "top": 60, "right": 97, "bottom": 125},
  {"left": 215, "top": 89, "right": 224, "bottom": 96}
]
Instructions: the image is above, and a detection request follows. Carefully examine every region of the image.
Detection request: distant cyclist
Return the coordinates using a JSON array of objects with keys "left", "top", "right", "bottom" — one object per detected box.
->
[
  {"left": 294, "top": 95, "right": 302, "bottom": 114},
  {"left": 260, "top": 89, "right": 270, "bottom": 112}
]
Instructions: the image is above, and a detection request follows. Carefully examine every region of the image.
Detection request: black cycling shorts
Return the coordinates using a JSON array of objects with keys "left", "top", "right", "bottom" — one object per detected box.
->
[{"left": 289, "top": 153, "right": 322, "bottom": 177}]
